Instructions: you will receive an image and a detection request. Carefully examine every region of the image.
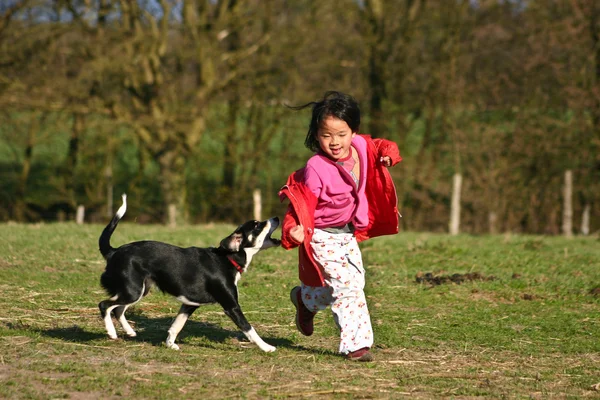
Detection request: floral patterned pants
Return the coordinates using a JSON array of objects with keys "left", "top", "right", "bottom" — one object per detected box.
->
[{"left": 300, "top": 228, "right": 374, "bottom": 354}]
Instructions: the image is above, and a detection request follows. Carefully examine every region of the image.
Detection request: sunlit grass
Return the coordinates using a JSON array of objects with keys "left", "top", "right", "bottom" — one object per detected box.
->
[{"left": 0, "top": 223, "right": 598, "bottom": 398}]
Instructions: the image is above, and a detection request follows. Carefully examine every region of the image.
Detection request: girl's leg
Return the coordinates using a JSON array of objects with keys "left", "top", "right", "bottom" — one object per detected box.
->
[
  {"left": 300, "top": 283, "right": 334, "bottom": 312},
  {"left": 308, "top": 229, "right": 374, "bottom": 354}
]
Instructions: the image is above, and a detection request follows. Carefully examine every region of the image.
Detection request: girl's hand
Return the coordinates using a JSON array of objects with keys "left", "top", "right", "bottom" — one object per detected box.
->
[
  {"left": 290, "top": 225, "right": 305, "bottom": 243},
  {"left": 380, "top": 156, "right": 392, "bottom": 167}
]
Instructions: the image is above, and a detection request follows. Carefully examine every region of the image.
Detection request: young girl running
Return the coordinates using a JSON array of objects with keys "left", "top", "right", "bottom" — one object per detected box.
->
[{"left": 279, "top": 91, "right": 402, "bottom": 362}]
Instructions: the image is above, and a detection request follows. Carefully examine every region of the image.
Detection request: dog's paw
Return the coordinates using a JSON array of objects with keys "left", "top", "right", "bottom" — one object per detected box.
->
[
  {"left": 125, "top": 331, "right": 137, "bottom": 338},
  {"left": 165, "top": 341, "right": 180, "bottom": 351},
  {"left": 261, "top": 344, "right": 276, "bottom": 353}
]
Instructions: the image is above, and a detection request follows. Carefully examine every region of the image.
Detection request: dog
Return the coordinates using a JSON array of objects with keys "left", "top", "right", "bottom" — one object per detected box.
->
[{"left": 98, "top": 194, "right": 280, "bottom": 352}]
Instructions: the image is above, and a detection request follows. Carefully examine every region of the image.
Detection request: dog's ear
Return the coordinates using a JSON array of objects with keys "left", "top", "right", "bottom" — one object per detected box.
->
[{"left": 220, "top": 232, "right": 243, "bottom": 252}]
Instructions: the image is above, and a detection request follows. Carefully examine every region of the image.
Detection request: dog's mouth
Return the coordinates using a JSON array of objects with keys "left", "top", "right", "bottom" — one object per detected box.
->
[{"left": 262, "top": 217, "right": 281, "bottom": 248}]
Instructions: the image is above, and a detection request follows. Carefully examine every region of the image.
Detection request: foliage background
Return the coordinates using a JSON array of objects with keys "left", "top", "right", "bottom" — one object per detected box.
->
[{"left": 1, "top": 0, "right": 599, "bottom": 234}]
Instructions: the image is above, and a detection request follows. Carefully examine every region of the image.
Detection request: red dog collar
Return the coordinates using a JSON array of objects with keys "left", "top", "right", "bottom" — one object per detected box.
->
[{"left": 227, "top": 256, "right": 244, "bottom": 274}]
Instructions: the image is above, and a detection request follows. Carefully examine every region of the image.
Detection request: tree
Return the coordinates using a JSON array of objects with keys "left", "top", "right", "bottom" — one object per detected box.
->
[{"left": 358, "top": 0, "right": 425, "bottom": 142}]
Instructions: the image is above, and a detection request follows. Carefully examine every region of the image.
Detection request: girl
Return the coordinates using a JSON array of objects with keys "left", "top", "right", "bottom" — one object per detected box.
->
[{"left": 279, "top": 91, "right": 402, "bottom": 362}]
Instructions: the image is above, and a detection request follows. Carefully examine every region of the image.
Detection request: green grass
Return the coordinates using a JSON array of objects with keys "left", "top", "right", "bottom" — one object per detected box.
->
[{"left": 0, "top": 223, "right": 598, "bottom": 399}]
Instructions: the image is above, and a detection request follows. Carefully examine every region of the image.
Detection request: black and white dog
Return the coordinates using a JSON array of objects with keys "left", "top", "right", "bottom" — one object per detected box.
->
[{"left": 98, "top": 194, "right": 280, "bottom": 352}]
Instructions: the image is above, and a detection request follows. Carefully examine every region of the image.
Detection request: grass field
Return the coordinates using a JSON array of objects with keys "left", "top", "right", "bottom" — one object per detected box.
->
[{"left": 0, "top": 221, "right": 598, "bottom": 399}]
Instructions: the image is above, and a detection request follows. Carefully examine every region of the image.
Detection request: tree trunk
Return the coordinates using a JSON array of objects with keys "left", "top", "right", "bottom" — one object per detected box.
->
[
  {"left": 368, "top": 48, "right": 386, "bottom": 138},
  {"left": 157, "top": 150, "right": 185, "bottom": 226},
  {"left": 105, "top": 134, "right": 114, "bottom": 217},
  {"left": 13, "top": 114, "right": 39, "bottom": 221},
  {"left": 223, "top": 3, "right": 241, "bottom": 191},
  {"left": 449, "top": 173, "right": 462, "bottom": 235},
  {"left": 562, "top": 170, "right": 573, "bottom": 238},
  {"left": 65, "top": 113, "right": 83, "bottom": 209},
  {"left": 14, "top": 135, "right": 33, "bottom": 221},
  {"left": 591, "top": 2, "right": 600, "bottom": 130},
  {"left": 223, "top": 97, "right": 238, "bottom": 190},
  {"left": 364, "top": 0, "right": 386, "bottom": 138}
]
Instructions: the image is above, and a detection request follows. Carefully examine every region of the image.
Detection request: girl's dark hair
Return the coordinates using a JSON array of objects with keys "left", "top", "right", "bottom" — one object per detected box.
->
[{"left": 287, "top": 91, "right": 361, "bottom": 152}]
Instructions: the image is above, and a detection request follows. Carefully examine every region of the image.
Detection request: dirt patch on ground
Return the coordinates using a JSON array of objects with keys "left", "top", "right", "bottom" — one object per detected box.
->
[
  {"left": 415, "top": 271, "right": 497, "bottom": 286},
  {"left": 0, "top": 258, "right": 16, "bottom": 269}
]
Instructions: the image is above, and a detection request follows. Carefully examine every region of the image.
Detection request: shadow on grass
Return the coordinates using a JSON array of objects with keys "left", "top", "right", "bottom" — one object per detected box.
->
[
  {"left": 125, "top": 313, "right": 296, "bottom": 349},
  {"left": 2, "top": 321, "right": 107, "bottom": 342},
  {"left": 37, "top": 325, "right": 107, "bottom": 342},
  {"left": 2, "top": 313, "right": 328, "bottom": 356},
  {"left": 19, "top": 312, "right": 297, "bottom": 351}
]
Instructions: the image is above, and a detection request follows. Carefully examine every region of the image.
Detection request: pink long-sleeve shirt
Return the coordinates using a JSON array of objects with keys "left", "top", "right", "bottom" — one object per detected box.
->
[
  {"left": 304, "top": 135, "right": 369, "bottom": 230},
  {"left": 279, "top": 134, "right": 402, "bottom": 287}
]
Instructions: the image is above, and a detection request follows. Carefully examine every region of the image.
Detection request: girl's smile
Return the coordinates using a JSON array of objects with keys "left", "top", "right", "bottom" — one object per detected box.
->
[{"left": 316, "top": 116, "right": 356, "bottom": 161}]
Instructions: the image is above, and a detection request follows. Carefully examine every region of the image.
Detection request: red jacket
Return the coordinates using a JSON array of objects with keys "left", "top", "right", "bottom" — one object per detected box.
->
[{"left": 278, "top": 134, "right": 402, "bottom": 286}]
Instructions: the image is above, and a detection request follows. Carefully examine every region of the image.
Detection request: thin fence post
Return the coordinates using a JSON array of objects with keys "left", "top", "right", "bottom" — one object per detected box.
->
[
  {"left": 76, "top": 205, "right": 85, "bottom": 224},
  {"left": 562, "top": 170, "right": 573, "bottom": 238},
  {"left": 488, "top": 211, "right": 497, "bottom": 235},
  {"left": 581, "top": 203, "right": 590, "bottom": 236},
  {"left": 253, "top": 189, "right": 262, "bottom": 221},
  {"left": 168, "top": 204, "right": 177, "bottom": 228},
  {"left": 449, "top": 173, "right": 462, "bottom": 235}
]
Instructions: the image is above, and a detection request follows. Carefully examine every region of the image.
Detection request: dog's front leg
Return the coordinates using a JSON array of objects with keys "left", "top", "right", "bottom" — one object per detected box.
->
[
  {"left": 224, "top": 305, "right": 276, "bottom": 353},
  {"left": 166, "top": 305, "right": 198, "bottom": 350}
]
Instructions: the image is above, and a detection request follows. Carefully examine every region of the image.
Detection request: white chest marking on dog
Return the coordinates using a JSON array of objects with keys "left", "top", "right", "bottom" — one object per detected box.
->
[
  {"left": 176, "top": 296, "right": 201, "bottom": 306},
  {"left": 243, "top": 249, "right": 257, "bottom": 268}
]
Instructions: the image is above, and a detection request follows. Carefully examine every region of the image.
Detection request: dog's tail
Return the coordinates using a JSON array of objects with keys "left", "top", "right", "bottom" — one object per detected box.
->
[{"left": 99, "top": 194, "right": 127, "bottom": 259}]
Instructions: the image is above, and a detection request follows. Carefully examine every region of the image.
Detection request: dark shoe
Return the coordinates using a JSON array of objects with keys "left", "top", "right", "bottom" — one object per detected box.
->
[
  {"left": 346, "top": 347, "right": 374, "bottom": 362},
  {"left": 290, "top": 286, "right": 315, "bottom": 336}
]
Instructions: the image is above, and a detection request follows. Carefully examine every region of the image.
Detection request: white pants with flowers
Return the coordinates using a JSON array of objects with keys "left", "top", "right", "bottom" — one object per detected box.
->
[{"left": 300, "top": 228, "right": 373, "bottom": 354}]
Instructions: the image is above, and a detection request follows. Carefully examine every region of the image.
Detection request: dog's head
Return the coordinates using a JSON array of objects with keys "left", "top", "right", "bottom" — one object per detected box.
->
[{"left": 220, "top": 217, "right": 281, "bottom": 254}]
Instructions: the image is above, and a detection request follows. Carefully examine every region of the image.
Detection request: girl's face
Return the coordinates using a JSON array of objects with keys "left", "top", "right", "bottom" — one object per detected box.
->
[{"left": 316, "top": 116, "right": 356, "bottom": 161}]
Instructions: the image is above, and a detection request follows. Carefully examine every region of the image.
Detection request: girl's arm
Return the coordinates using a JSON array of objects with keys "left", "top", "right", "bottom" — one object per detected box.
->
[
  {"left": 373, "top": 138, "right": 402, "bottom": 167},
  {"left": 281, "top": 204, "right": 303, "bottom": 249}
]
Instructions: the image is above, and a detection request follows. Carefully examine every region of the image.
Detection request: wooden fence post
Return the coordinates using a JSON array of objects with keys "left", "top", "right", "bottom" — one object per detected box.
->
[
  {"left": 449, "top": 173, "right": 462, "bottom": 235},
  {"left": 562, "top": 170, "right": 573, "bottom": 238},
  {"left": 76, "top": 205, "right": 85, "bottom": 224},
  {"left": 168, "top": 204, "right": 177, "bottom": 228},
  {"left": 488, "top": 211, "right": 497, "bottom": 234},
  {"left": 581, "top": 203, "right": 590, "bottom": 236},
  {"left": 253, "top": 189, "right": 262, "bottom": 221}
]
